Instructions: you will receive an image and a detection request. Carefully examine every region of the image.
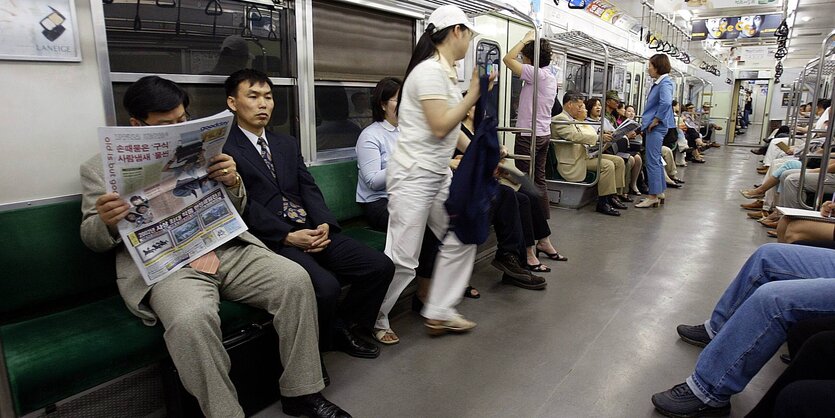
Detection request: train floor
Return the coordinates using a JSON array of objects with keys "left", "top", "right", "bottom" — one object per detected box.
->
[{"left": 255, "top": 146, "right": 783, "bottom": 418}]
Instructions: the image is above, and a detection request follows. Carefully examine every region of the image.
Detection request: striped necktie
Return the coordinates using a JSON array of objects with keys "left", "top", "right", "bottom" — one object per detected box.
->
[{"left": 257, "top": 137, "right": 307, "bottom": 224}]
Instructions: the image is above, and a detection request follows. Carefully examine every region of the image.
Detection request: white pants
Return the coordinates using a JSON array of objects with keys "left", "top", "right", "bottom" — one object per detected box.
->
[
  {"left": 376, "top": 159, "right": 476, "bottom": 329},
  {"left": 763, "top": 137, "right": 789, "bottom": 166}
]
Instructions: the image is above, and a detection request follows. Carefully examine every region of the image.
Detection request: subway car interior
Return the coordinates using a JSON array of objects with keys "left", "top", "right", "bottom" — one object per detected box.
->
[{"left": 2, "top": 0, "right": 835, "bottom": 417}]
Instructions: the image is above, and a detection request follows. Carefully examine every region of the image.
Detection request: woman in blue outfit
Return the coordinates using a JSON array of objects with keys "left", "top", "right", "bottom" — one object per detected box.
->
[{"left": 636, "top": 54, "right": 675, "bottom": 208}]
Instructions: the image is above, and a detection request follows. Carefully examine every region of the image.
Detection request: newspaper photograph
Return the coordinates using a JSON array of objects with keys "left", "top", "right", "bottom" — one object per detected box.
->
[{"left": 98, "top": 110, "right": 247, "bottom": 285}]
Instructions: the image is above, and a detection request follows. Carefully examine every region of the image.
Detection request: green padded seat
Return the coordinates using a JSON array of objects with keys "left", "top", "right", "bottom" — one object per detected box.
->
[
  {"left": 308, "top": 161, "right": 387, "bottom": 250},
  {"left": 0, "top": 296, "right": 269, "bottom": 415},
  {"left": 308, "top": 161, "right": 364, "bottom": 223},
  {"left": 0, "top": 201, "right": 271, "bottom": 415},
  {"left": 341, "top": 226, "right": 386, "bottom": 252}
]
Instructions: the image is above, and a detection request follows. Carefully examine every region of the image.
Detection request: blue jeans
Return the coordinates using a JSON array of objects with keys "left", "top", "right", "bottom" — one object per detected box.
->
[
  {"left": 686, "top": 243, "right": 835, "bottom": 407},
  {"left": 645, "top": 126, "right": 667, "bottom": 195}
]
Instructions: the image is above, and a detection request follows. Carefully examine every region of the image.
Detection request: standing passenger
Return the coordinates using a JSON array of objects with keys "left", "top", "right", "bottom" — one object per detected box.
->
[
  {"left": 502, "top": 30, "right": 557, "bottom": 219},
  {"left": 378, "top": 5, "right": 491, "bottom": 338},
  {"left": 636, "top": 54, "right": 675, "bottom": 208}
]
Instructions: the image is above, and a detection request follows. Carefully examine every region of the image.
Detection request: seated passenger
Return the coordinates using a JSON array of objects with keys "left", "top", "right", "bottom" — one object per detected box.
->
[
  {"left": 698, "top": 103, "right": 722, "bottom": 146},
  {"left": 80, "top": 76, "right": 348, "bottom": 418},
  {"left": 603, "top": 91, "right": 643, "bottom": 202},
  {"left": 552, "top": 91, "right": 626, "bottom": 216},
  {"left": 222, "top": 69, "right": 395, "bottom": 359},
  {"left": 681, "top": 103, "right": 707, "bottom": 163},
  {"left": 776, "top": 201, "right": 835, "bottom": 243},
  {"left": 652, "top": 242, "right": 835, "bottom": 417}
]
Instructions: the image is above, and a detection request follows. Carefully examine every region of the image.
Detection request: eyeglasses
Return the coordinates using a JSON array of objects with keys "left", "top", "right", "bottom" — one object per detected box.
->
[{"left": 136, "top": 110, "right": 191, "bottom": 126}]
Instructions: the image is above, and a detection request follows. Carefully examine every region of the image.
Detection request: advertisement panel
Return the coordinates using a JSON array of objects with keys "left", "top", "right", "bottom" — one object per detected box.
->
[{"left": 691, "top": 14, "right": 782, "bottom": 40}]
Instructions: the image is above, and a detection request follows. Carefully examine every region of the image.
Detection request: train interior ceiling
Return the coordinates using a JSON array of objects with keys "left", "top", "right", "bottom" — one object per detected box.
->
[{"left": 2, "top": 0, "right": 835, "bottom": 417}]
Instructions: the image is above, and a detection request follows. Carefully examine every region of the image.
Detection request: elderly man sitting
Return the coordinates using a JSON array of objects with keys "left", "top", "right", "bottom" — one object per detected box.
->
[{"left": 551, "top": 91, "right": 626, "bottom": 216}]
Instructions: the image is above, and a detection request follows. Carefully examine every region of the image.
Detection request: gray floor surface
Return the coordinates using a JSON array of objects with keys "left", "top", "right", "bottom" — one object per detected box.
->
[{"left": 255, "top": 146, "right": 784, "bottom": 418}]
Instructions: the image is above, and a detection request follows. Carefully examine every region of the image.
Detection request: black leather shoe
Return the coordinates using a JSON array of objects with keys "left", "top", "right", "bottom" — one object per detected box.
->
[
  {"left": 677, "top": 324, "right": 711, "bottom": 348},
  {"left": 491, "top": 253, "right": 532, "bottom": 280},
  {"left": 333, "top": 326, "right": 379, "bottom": 359},
  {"left": 666, "top": 182, "right": 682, "bottom": 189},
  {"left": 609, "top": 196, "right": 628, "bottom": 210},
  {"left": 619, "top": 194, "right": 634, "bottom": 203},
  {"left": 652, "top": 383, "right": 730, "bottom": 418},
  {"left": 673, "top": 178, "right": 685, "bottom": 184},
  {"left": 282, "top": 392, "right": 352, "bottom": 418},
  {"left": 596, "top": 201, "right": 621, "bottom": 216},
  {"left": 501, "top": 272, "right": 547, "bottom": 290}
]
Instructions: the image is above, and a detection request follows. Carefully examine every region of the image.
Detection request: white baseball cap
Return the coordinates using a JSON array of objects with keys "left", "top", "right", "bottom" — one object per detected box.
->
[{"left": 426, "top": 5, "right": 479, "bottom": 36}]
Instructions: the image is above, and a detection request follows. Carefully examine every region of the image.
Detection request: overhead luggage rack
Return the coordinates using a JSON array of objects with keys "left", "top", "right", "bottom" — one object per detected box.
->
[
  {"left": 398, "top": 0, "right": 504, "bottom": 17},
  {"left": 547, "top": 31, "right": 647, "bottom": 64}
]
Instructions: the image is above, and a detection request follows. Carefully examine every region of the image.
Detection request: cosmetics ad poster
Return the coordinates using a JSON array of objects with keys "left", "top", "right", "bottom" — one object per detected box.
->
[{"left": 0, "top": 0, "right": 81, "bottom": 61}]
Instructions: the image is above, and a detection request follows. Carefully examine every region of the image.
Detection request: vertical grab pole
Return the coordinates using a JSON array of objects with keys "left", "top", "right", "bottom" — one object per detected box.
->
[{"left": 814, "top": 72, "right": 835, "bottom": 210}]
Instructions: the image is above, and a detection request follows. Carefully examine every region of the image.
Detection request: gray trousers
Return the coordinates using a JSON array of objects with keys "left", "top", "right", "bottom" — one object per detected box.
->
[
  {"left": 149, "top": 242, "right": 324, "bottom": 418},
  {"left": 779, "top": 170, "right": 835, "bottom": 208}
]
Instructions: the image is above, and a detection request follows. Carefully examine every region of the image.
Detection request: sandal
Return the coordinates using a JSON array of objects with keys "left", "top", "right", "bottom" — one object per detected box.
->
[
  {"left": 373, "top": 328, "right": 400, "bottom": 345},
  {"left": 463, "top": 286, "right": 480, "bottom": 299},
  {"left": 527, "top": 263, "right": 551, "bottom": 272},
  {"left": 536, "top": 249, "right": 568, "bottom": 261}
]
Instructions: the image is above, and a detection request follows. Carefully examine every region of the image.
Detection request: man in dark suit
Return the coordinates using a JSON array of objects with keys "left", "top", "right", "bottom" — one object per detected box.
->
[{"left": 222, "top": 69, "right": 394, "bottom": 359}]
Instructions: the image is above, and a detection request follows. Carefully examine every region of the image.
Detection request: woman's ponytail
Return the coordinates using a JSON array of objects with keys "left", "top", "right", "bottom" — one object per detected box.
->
[{"left": 397, "top": 24, "right": 457, "bottom": 115}]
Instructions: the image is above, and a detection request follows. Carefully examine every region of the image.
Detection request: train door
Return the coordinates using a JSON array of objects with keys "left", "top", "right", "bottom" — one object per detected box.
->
[{"left": 728, "top": 78, "right": 770, "bottom": 145}]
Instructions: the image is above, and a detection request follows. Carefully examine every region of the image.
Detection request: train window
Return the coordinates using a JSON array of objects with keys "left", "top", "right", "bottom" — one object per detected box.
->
[
  {"left": 313, "top": 85, "right": 373, "bottom": 151},
  {"left": 564, "top": 60, "right": 587, "bottom": 95},
  {"left": 312, "top": 0, "right": 413, "bottom": 82},
  {"left": 112, "top": 83, "right": 297, "bottom": 137},
  {"left": 476, "top": 40, "right": 501, "bottom": 114},
  {"left": 102, "top": 1, "right": 294, "bottom": 77}
]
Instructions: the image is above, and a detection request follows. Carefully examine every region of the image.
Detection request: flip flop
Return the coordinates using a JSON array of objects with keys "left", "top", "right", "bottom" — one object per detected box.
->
[
  {"left": 463, "top": 286, "right": 480, "bottom": 299},
  {"left": 536, "top": 249, "right": 568, "bottom": 261},
  {"left": 373, "top": 328, "right": 400, "bottom": 345},
  {"left": 527, "top": 263, "right": 552, "bottom": 273}
]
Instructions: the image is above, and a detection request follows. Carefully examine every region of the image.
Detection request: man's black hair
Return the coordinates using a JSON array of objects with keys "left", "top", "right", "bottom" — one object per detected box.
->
[
  {"left": 817, "top": 99, "right": 832, "bottom": 110},
  {"left": 225, "top": 68, "right": 274, "bottom": 98},
  {"left": 123, "top": 76, "right": 190, "bottom": 121}
]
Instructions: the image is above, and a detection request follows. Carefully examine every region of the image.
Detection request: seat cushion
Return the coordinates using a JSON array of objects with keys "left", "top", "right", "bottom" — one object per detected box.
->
[
  {"left": 341, "top": 225, "right": 386, "bottom": 252},
  {"left": 308, "top": 161, "right": 364, "bottom": 223},
  {"left": 1, "top": 296, "right": 270, "bottom": 415}
]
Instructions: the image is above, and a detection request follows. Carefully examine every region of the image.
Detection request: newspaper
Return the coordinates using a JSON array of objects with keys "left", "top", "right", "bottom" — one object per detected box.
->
[
  {"left": 99, "top": 111, "right": 247, "bottom": 285},
  {"left": 612, "top": 119, "right": 640, "bottom": 141}
]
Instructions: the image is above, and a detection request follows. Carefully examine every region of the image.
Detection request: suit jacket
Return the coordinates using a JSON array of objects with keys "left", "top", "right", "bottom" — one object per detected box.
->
[
  {"left": 79, "top": 154, "right": 269, "bottom": 325},
  {"left": 551, "top": 111, "right": 599, "bottom": 182},
  {"left": 641, "top": 75, "right": 676, "bottom": 132},
  {"left": 223, "top": 126, "right": 340, "bottom": 249}
]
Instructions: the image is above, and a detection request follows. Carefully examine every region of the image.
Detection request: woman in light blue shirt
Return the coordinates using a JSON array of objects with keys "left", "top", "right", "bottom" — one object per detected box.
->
[{"left": 355, "top": 77, "right": 402, "bottom": 230}]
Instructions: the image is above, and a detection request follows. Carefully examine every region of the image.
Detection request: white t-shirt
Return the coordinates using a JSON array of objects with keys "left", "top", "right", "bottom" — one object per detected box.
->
[
  {"left": 393, "top": 55, "right": 462, "bottom": 175},
  {"left": 814, "top": 107, "right": 831, "bottom": 131}
]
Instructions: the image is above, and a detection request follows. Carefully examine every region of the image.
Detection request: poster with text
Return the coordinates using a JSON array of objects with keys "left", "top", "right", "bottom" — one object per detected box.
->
[{"left": 0, "top": 0, "right": 81, "bottom": 61}]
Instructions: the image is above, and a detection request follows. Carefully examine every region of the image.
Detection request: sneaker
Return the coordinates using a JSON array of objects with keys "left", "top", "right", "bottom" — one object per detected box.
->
[
  {"left": 677, "top": 324, "right": 711, "bottom": 348},
  {"left": 425, "top": 314, "right": 476, "bottom": 336},
  {"left": 491, "top": 253, "right": 532, "bottom": 280},
  {"left": 652, "top": 383, "right": 730, "bottom": 417}
]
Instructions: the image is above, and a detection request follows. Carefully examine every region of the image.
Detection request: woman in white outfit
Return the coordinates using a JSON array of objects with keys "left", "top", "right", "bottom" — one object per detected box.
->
[{"left": 375, "top": 5, "right": 493, "bottom": 339}]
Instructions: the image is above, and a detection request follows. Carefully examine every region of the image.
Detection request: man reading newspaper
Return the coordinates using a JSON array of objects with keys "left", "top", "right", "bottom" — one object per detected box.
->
[{"left": 79, "top": 76, "right": 350, "bottom": 418}]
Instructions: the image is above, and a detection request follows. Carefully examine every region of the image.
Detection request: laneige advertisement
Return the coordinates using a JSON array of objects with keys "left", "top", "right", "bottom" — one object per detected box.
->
[
  {"left": 691, "top": 14, "right": 782, "bottom": 41},
  {"left": 0, "top": 0, "right": 81, "bottom": 61}
]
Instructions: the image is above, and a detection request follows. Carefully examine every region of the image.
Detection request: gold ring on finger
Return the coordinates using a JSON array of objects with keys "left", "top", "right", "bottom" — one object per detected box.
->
[{"left": 222, "top": 168, "right": 229, "bottom": 174}]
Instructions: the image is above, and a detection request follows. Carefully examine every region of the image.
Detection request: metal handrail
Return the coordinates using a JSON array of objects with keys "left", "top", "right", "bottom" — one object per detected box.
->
[{"left": 796, "top": 30, "right": 835, "bottom": 210}]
